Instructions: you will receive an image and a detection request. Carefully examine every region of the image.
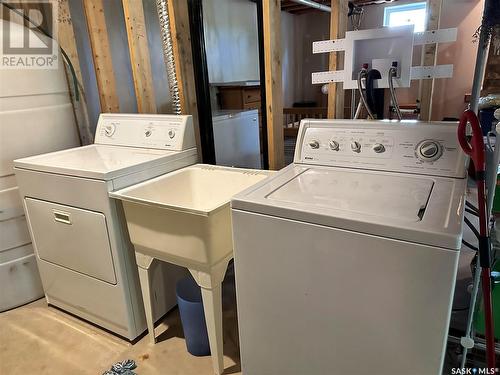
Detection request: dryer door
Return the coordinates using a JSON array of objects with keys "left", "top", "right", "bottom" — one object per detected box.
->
[{"left": 25, "top": 198, "right": 117, "bottom": 284}]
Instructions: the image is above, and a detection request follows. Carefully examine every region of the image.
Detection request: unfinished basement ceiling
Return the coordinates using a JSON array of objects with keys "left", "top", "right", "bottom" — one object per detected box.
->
[{"left": 280, "top": 0, "right": 399, "bottom": 14}]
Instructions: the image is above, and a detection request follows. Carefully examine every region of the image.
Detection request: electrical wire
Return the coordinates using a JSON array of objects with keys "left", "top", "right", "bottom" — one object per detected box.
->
[
  {"left": 1, "top": 1, "right": 80, "bottom": 102},
  {"left": 388, "top": 66, "right": 402, "bottom": 121},
  {"left": 465, "top": 208, "right": 479, "bottom": 216},
  {"left": 464, "top": 216, "right": 480, "bottom": 239},
  {"left": 466, "top": 201, "right": 479, "bottom": 213},
  {"left": 462, "top": 239, "right": 479, "bottom": 251},
  {"left": 357, "top": 68, "right": 374, "bottom": 119}
]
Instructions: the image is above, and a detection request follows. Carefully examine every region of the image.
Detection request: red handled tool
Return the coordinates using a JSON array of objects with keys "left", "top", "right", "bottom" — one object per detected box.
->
[{"left": 458, "top": 109, "right": 496, "bottom": 368}]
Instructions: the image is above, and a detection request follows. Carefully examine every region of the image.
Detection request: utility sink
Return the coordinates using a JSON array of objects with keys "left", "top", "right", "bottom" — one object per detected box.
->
[
  {"left": 111, "top": 164, "right": 272, "bottom": 269},
  {"left": 111, "top": 164, "right": 272, "bottom": 374}
]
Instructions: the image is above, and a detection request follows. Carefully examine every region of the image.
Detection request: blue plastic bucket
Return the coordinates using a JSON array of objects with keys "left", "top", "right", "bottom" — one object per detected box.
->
[
  {"left": 479, "top": 108, "right": 495, "bottom": 135},
  {"left": 176, "top": 276, "right": 210, "bottom": 356}
]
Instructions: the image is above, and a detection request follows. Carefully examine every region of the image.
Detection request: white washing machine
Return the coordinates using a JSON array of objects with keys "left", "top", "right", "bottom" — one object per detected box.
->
[
  {"left": 14, "top": 114, "right": 198, "bottom": 340},
  {"left": 231, "top": 120, "right": 467, "bottom": 374}
]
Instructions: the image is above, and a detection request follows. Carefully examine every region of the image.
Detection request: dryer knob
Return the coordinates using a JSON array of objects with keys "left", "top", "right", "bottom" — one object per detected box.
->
[
  {"left": 373, "top": 143, "right": 385, "bottom": 153},
  {"left": 309, "top": 140, "right": 320, "bottom": 149},
  {"left": 168, "top": 129, "right": 176, "bottom": 139},
  {"left": 104, "top": 124, "right": 116, "bottom": 137},
  {"left": 329, "top": 140, "right": 340, "bottom": 151},
  {"left": 351, "top": 141, "right": 361, "bottom": 153}
]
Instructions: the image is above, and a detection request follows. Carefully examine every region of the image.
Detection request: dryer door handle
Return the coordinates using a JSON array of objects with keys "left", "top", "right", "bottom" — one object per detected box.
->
[{"left": 53, "top": 210, "right": 72, "bottom": 225}]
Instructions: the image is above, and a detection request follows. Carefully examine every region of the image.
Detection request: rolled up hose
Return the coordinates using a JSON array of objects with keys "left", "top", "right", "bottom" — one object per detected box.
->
[{"left": 458, "top": 109, "right": 496, "bottom": 369}]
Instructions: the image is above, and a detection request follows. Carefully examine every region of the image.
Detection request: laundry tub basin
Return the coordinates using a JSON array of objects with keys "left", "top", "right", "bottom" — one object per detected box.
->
[{"left": 111, "top": 164, "right": 271, "bottom": 269}]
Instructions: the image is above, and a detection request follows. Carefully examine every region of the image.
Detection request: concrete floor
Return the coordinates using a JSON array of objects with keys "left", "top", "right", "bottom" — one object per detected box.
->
[
  {"left": 0, "top": 274, "right": 241, "bottom": 375},
  {"left": 2, "top": 222, "right": 498, "bottom": 374}
]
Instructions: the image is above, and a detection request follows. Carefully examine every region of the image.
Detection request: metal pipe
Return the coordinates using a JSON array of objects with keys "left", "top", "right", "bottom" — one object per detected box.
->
[
  {"left": 156, "top": 0, "right": 182, "bottom": 115},
  {"left": 289, "top": 0, "right": 331, "bottom": 13},
  {"left": 460, "top": 259, "right": 482, "bottom": 368},
  {"left": 469, "top": 0, "right": 493, "bottom": 114},
  {"left": 388, "top": 66, "right": 402, "bottom": 121},
  {"left": 449, "top": 334, "right": 500, "bottom": 355}
]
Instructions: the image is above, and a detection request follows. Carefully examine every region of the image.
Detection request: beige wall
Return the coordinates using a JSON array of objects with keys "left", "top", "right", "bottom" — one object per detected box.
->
[
  {"left": 358, "top": 0, "right": 484, "bottom": 120},
  {"left": 433, "top": 0, "right": 484, "bottom": 120}
]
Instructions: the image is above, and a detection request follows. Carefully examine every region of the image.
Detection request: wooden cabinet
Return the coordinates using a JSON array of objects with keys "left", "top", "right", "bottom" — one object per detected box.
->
[{"left": 218, "top": 85, "right": 261, "bottom": 111}]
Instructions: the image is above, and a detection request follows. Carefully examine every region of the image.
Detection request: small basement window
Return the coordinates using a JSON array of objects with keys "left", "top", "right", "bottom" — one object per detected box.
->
[{"left": 383, "top": 2, "right": 427, "bottom": 33}]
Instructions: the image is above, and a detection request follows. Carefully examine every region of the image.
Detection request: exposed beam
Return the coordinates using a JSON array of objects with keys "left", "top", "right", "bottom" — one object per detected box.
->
[
  {"left": 263, "top": 0, "right": 284, "bottom": 170},
  {"left": 83, "top": 0, "right": 120, "bottom": 113},
  {"left": 57, "top": 0, "right": 92, "bottom": 144},
  {"left": 418, "top": 0, "right": 442, "bottom": 121},
  {"left": 166, "top": 0, "right": 201, "bottom": 153},
  {"left": 327, "top": 0, "right": 339, "bottom": 118},
  {"left": 335, "top": 0, "right": 348, "bottom": 119},
  {"left": 122, "top": 0, "right": 156, "bottom": 113}
]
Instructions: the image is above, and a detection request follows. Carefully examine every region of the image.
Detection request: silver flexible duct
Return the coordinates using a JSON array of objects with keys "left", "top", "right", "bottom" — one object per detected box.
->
[
  {"left": 156, "top": 0, "right": 182, "bottom": 115},
  {"left": 357, "top": 69, "right": 374, "bottom": 119},
  {"left": 388, "top": 67, "right": 402, "bottom": 121}
]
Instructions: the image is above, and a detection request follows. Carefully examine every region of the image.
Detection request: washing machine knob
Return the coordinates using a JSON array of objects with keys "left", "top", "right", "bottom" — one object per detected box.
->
[
  {"left": 416, "top": 140, "right": 442, "bottom": 162},
  {"left": 168, "top": 129, "right": 176, "bottom": 139},
  {"left": 351, "top": 141, "right": 361, "bottom": 153},
  {"left": 329, "top": 140, "right": 340, "bottom": 151},
  {"left": 309, "top": 140, "right": 320, "bottom": 149},
  {"left": 373, "top": 143, "right": 385, "bottom": 153}
]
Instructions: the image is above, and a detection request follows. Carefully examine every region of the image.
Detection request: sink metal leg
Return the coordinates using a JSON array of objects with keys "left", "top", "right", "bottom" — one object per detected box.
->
[
  {"left": 136, "top": 253, "right": 156, "bottom": 345},
  {"left": 201, "top": 285, "right": 224, "bottom": 375}
]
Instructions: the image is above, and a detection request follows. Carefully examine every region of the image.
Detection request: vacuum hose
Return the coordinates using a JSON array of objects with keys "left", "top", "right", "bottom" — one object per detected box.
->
[
  {"left": 388, "top": 63, "right": 402, "bottom": 121},
  {"left": 156, "top": 0, "right": 182, "bottom": 115},
  {"left": 457, "top": 109, "right": 496, "bottom": 369},
  {"left": 357, "top": 66, "right": 375, "bottom": 119}
]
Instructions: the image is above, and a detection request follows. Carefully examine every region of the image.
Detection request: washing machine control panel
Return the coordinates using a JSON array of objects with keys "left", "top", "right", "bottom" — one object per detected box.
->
[
  {"left": 297, "top": 120, "right": 466, "bottom": 178},
  {"left": 95, "top": 114, "right": 196, "bottom": 151}
]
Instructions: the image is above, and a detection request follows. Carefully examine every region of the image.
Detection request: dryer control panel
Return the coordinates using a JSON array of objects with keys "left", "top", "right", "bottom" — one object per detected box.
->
[
  {"left": 95, "top": 114, "right": 196, "bottom": 151},
  {"left": 295, "top": 120, "right": 466, "bottom": 178}
]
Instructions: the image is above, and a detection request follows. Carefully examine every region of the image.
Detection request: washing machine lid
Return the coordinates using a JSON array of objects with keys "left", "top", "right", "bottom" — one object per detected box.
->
[
  {"left": 14, "top": 144, "right": 197, "bottom": 181},
  {"left": 232, "top": 164, "right": 466, "bottom": 250},
  {"left": 267, "top": 168, "right": 433, "bottom": 222}
]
